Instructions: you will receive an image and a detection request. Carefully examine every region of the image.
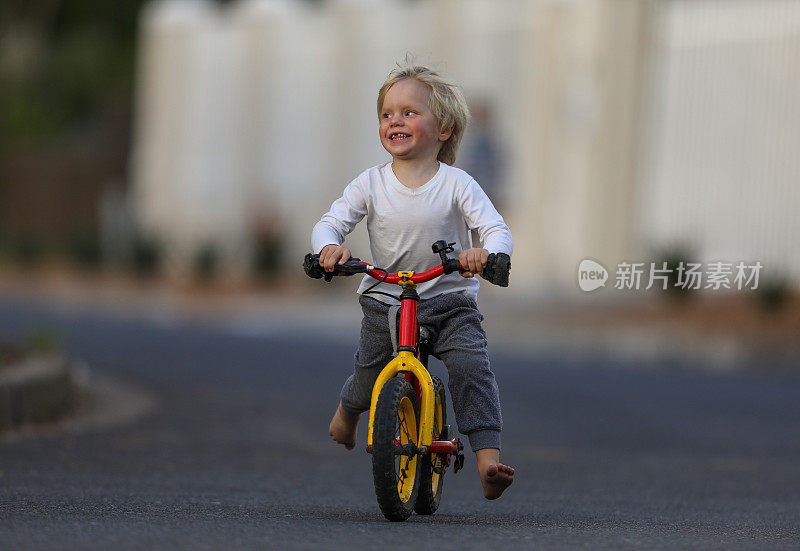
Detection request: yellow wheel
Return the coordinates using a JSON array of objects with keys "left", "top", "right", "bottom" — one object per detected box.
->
[
  {"left": 414, "top": 375, "right": 446, "bottom": 515},
  {"left": 372, "top": 376, "right": 420, "bottom": 521}
]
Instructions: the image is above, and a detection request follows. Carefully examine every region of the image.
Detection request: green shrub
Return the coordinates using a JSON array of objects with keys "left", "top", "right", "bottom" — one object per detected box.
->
[
  {"left": 64, "top": 227, "right": 101, "bottom": 267},
  {"left": 131, "top": 234, "right": 160, "bottom": 275},
  {"left": 755, "top": 275, "right": 791, "bottom": 312},
  {"left": 25, "top": 326, "right": 59, "bottom": 353},
  {"left": 193, "top": 244, "right": 219, "bottom": 281},
  {"left": 653, "top": 245, "right": 698, "bottom": 299},
  {"left": 12, "top": 238, "right": 46, "bottom": 267},
  {"left": 252, "top": 237, "right": 282, "bottom": 277}
]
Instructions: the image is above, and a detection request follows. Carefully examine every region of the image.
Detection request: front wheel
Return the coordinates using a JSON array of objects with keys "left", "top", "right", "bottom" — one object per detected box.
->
[
  {"left": 414, "top": 375, "right": 446, "bottom": 515},
  {"left": 372, "top": 376, "right": 420, "bottom": 521}
]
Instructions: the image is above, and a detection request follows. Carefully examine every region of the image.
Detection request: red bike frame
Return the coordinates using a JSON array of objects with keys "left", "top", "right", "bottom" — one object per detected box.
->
[{"left": 358, "top": 262, "right": 460, "bottom": 458}]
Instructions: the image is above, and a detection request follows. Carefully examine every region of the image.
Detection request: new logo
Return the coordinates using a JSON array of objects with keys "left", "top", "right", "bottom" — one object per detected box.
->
[{"left": 578, "top": 259, "right": 608, "bottom": 292}]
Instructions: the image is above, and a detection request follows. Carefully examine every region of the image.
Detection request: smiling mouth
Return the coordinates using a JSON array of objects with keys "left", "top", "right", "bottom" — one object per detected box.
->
[{"left": 389, "top": 133, "right": 410, "bottom": 141}]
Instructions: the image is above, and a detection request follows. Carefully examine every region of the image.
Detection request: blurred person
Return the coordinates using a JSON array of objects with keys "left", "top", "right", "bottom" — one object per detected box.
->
[
  {"left": 311, "top": 62, "right": 515, "bottom": 500},
  {"left": 459, "top": 100, "right": 503, "bottom": 210}
]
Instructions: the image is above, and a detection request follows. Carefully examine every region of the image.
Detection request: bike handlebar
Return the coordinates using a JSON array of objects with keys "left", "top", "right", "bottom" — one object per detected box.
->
[{"left": 302, "top": 240, "right": 510, "bottom": 287}]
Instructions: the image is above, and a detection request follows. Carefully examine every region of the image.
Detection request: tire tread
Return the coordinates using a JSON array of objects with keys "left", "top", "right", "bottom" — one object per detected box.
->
[{"left": 372, "top": 376, "right": 420, "bottom": 522}]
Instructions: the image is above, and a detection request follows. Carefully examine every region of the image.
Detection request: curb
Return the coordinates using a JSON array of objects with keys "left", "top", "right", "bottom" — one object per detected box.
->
[{"left": 0, "top": 354, "right": 75, "bottom": 430}]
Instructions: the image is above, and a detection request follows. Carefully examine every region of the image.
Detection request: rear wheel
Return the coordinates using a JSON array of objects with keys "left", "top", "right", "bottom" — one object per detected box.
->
[
  {"left": 372, "top": 376, "right": 420, "bottom": 521},
  {"left": 414, "top": 375, "right": 446, "bottom": 515}
]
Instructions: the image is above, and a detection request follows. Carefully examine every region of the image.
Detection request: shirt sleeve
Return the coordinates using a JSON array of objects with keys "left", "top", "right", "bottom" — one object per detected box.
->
[
  {"left": 457, "top": 178, "right": 513, "bottom": 256},
  {"left": 311, "top": 178, "right": 368, "bottom": 254}
]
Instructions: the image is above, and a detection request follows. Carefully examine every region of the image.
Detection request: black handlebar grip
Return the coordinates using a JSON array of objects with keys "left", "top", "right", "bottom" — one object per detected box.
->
[
  {"left": 303, "top": 253, "right": 366, "bottom": 281},
  {"left": 335, "top": 258, "right": 366, "bottom": 275},
  {"left": 480, "top": 253, "right": 511, "bottom": 287},
  {"left": 303, "top": 253, "right": 334, "bottom": 281},
  {"left": 442, "top": 258, "right": 461, "bottom": 275},
  {"left": 303, "top": 253, "right": 324, "bottom": 279}
]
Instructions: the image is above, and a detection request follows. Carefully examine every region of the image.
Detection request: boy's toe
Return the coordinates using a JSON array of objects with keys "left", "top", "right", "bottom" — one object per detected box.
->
[{"left": 481, "top": 463, "right": 514, "bottom": 500}]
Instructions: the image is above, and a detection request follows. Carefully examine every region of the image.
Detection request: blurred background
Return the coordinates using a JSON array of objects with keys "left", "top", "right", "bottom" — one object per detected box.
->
[
  {"left": 1, "top": 0, "right": 799, "bottom": 361},
  {"left": 4, "top": 3, "right": 800, "bottom": 543}
]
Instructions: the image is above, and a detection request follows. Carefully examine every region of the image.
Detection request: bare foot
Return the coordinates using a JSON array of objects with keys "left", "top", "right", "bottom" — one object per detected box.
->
[
  {"left": 476, "top": 448, "right": 514, "bottom": 500},
  {"left": 329, "top": 403, "right": 359, "bottom": 450},
  {"left": 481, "top": 463, "right": 515, "bottom": 500}
]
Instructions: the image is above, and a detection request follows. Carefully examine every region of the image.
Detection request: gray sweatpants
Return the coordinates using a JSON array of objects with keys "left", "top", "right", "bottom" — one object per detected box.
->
[{"left": 340, "top": 292, "right": 502, "bottom": 451}]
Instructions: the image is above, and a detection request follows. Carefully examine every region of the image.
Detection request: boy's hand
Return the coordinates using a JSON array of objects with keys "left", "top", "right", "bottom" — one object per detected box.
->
[
  {"left": 459, "top": 248, "right": 489, "bottom": 278},
  {"left": 319, "top": 244, "right": 351, "bottom": 273}
]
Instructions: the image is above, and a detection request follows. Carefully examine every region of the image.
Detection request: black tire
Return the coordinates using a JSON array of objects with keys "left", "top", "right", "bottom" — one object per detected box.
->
[
  {"left": 414, "top": 376, "right": 447, "bottom": 515},
  {"left": 372, "top": 376, "right": 421, "bottom": 521}
]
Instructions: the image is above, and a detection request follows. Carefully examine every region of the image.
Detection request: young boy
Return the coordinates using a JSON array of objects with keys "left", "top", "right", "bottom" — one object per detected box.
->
[{"left": 311, "top": 63, "right": 514, "bottom": 499}]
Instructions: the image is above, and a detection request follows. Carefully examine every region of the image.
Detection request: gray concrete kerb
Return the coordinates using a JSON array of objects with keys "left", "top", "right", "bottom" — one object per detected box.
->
[{"left": 0, "top": 354, "right": 76, "bottom": 430}]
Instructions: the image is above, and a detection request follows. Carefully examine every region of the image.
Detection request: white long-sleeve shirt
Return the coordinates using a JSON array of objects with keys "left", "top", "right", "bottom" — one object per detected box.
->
[{"left": 311, "top": 162, "right": 513, "bottom": 303}]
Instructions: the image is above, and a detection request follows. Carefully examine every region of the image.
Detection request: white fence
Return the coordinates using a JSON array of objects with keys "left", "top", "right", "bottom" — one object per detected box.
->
[
  {"left": 129, "top": 0, "right": 800, "bottom": 294},
  {"left": 637, "top": 0, "right": 800, "bottom": 286}
]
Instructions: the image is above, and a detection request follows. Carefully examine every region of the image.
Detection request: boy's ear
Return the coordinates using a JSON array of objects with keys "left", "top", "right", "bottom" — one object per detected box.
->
[{"left": 439, "top": 124, "right": 454, "bottom": 142}]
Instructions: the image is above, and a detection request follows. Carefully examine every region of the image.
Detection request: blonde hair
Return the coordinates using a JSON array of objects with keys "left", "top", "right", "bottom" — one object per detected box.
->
[{"left": 377, "top": 62, "right": 470, "bottom": 166}]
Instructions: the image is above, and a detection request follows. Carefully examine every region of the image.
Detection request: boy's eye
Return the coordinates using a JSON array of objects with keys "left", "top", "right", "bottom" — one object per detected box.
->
[
  {"left": 382, "top": 113, "right": 391, "bottom": 118},
  {"left": 405, "top": 110, "right": 416, "bottom": 116}
]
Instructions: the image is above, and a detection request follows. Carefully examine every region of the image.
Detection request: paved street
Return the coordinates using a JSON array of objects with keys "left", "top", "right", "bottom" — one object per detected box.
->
[{"left": 1, "top": 296, "right": 798, "bottom": 550}]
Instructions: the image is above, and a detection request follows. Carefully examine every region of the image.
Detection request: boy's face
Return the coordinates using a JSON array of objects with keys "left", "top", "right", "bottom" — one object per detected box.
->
[{"left": 379, "top": 78, "right": 452, "bottom": 163}]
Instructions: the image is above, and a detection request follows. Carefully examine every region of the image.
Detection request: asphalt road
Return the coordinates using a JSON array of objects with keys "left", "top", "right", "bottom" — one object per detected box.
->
[{"left": 1, "top": 297, "right": 798, "bottom": 550}]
